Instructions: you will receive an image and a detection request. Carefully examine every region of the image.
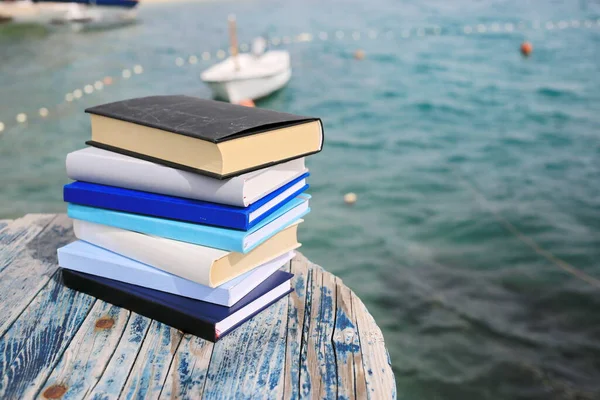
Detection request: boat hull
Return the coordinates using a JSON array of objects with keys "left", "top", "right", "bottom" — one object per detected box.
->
[
  {"left": 0, "top": 1, "right": 136, "bottom": 25},
  {"left": 205, "top": 68, "right": 292, "bottom": 103}
]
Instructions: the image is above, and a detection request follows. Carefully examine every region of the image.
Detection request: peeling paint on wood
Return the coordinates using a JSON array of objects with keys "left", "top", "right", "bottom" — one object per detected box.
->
[{"left": 0, "top": 214, "right": 396, "bottom": 400}]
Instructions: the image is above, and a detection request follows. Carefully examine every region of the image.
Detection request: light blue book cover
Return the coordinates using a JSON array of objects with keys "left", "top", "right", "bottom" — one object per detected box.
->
[
  {"left": 58, "top": 240, "right": 295, "bottom": 307},
  {"left": 67, "top": 194, "right": 310, "bottom": 253}
]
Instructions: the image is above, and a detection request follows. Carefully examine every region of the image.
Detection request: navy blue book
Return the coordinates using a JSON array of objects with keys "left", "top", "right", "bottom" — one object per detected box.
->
[
  {"left": 64, "top": 173, "right": 309, "bottom": 231},
  {"left": 61, "top": 268, "right": 293, "bottom": 342}
]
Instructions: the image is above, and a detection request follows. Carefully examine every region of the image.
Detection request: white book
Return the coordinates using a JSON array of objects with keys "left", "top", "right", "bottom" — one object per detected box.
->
[
  {"left": 66, "top": 147, "right": 308, "bottom": 207},
  {"left": 73, "top": 219, "right": 301, "bottom": 287},
  {"left": 58, "top": 240, "right": 295, "bottom": 307}
]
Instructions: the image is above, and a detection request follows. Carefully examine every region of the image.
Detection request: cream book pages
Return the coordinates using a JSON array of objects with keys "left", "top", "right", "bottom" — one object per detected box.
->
[{"left": 73, "top": 219, "right": 301, "bottom": 286}]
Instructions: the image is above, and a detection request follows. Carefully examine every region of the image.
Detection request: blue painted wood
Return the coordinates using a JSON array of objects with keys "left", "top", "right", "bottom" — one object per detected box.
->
[
  {"left": 119, "top": 320, "right": 183, "bottom": 398},
  {"left": 159, "top": 334, "right": 214, "bottom": 399},
  {"left": 0, "top": 214, "right": 397, "bottom": 399},
  {"left": 0, "top": 215, "right": 74, "bottom": 337},
  {"left": 86, "top": 312, "right": 152, "bottom": 400},
  {"left": 0, "top": 213, "right": 55, "bottom": 273},
  {"left": 202, "top": 293, "right": 289, "bottom": 399},
  {"left": 38, "top": 301, "right": 130, "bottom": 399},
  {"left": 333, "top": 283, "right": 365, "bottom": 400},
  {"left": 0, "top": 274, "right": 95, "bottom": 399},
  {"left": 283, "top": 256, "right": 310, "bottom": 399}
]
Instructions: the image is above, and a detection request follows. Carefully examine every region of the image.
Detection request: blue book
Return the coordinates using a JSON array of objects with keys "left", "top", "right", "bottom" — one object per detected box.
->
[
  {"left": 63, "top": 173, "right": 309, "bottom": 231},
  {"left": 58, "top": 240, "right": 296, "bottom": 306},
  {"left": 61, "top": 268, "right": 293, "bottom": 342},
  {"left": 67, "top": 195, "right": 310, "bottom": 253}
]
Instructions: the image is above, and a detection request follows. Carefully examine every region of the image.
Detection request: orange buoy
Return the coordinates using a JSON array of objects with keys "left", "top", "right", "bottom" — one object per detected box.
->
[
  {"left": 103, "top": 76, "right": 113, "bottom": 85},
  {"left": 520, "top": 41, "right": 532, "bottom": 56},
  {"left": 354, "top": 49, "right": 365, "bottom": 60},
  {"left": 237, "top": 99, "right": 255, "bottom": 107}
]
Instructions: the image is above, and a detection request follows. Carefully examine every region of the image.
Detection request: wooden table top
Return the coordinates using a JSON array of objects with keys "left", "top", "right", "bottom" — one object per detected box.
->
[{"left": 0, "top": 214, "right": 396, "bottom": 399}]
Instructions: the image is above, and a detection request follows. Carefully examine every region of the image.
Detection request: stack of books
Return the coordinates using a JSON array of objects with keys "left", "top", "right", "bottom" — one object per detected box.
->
[{"left": 57, "top": 95, "right": 323, "bottom": 341}]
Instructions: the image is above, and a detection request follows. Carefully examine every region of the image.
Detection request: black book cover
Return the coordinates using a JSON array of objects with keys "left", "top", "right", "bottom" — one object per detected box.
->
[
  {"left": 61, "top": 268, "right": 293, "bottom": 342},
  {"left": 85, "top": 95, "right": 321, "bottom": 143}
]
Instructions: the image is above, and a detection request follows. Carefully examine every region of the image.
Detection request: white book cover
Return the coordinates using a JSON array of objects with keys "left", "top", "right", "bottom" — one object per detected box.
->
[
  {"left": 58, "top": 240, "right": 295, "bottom": 307},
  {"left": 66, "top": 147, "right": 307, "bottom": 206},
  {"left": 72, "top": 219, "right": 301, "bottom": 287}
]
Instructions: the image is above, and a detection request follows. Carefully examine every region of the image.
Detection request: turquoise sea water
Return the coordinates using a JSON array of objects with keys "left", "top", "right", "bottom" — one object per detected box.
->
[{"left": 2, "top": 0, "right": 600, "bottom": 398}]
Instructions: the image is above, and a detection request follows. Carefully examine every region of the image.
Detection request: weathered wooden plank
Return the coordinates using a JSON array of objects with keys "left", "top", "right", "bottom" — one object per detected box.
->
[
  {"left": 202, "top": 295, "right": 290, "bottom": 399},
  {"left": 85, "top": 313, "right": 152, "bottom": 400},
  {"left": 38, "top": 302, "right": 130, "bottom": 399},
  {"left": 0, "top": 213, "right": 56, "bottom": 273},
  {"left": 284, "top": 255, "right": 310, "bottom": 400},
  {"left": 0, "top": 213, "right": 398, "bottom": 399},
  {"left": 159, "top": 334, "right": 213, "bottom": 399},
  {"left": 0, "top": 273, "right": 96, "bottom": 399},
  {"left": 300, "top": 266, "right": 338, "bottom": 399},
  {"left": 333, "top": 281, "right": 362, "bottom": 400},
  {"left": 0, "top": 214, "right": 74, "bottom": 337},
  {"left": 119, "top": 320, "right": 183, "bottom": 399},
  {"left": 349, "top": 290, "right": 368, "bottom": 399},
  {"left": 353, "top": 294, "right": 396, "bottom": 399}
]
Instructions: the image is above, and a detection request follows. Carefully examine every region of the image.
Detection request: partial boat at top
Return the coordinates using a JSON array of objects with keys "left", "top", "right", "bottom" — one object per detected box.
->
[
  {"left": 0, "top": 0, "right": 138, "bottom": 25},
  {"left": 201, "top": 16, "right": 291, "bottom": 104}
]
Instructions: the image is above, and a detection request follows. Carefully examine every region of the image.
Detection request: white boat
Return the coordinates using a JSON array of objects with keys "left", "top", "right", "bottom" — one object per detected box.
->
[
  {"left": 0, "top": 0, "right": 137, "bottom": 25},
  {"left": 201, "top": 50, "right": 291, "bottom": 104},
  {"left": 201, "top": 16, "right": 291, "bottom": 103}
]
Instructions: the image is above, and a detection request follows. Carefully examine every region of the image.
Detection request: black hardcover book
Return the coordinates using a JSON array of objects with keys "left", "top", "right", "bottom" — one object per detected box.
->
[
  {"left": 61, "top": 268, "right": 294, "bottom": 342},
  {"left": 85, "top": 95, "right": 324, "bottom": 179}
]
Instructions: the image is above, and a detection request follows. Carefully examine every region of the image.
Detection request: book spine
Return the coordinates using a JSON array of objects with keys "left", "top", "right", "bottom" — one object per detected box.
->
[
  {"left": 60, "top": 269, "right": 217, "bottom": 342},
  {"left": 68, "top": 204, "right": 245, "bottom": 253},
  {"left": 66, "top": 150, "right": 246, "bottom": 206},
  {"left": 64, "top": 184, "right": 249, "bottom": 230}
]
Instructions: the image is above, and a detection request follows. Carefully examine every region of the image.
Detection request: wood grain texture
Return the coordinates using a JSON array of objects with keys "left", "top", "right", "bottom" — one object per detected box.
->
[
  {"left": 202, "top": 293, "right": 290, "bottom": 399},
  {"left": 0, "top": 219, "right": 12, "bottom": 230},
  {"left": 353, "top": 294, "right": 397, "bottom": 399},
  {"left": 0, "top": 213, "right": 55, "bottom": 273},
  {"left": 0, "top": 214, "right": 74, "bottom": 337},
  {"left": 300, "top": 262, "right": 338, "bottom": 399},
  {"left": 159, "top": 334, "right": 214, "bottom": 399},
  {"left": 283, "top": 256, "right": 310, "bottom": 400},
  {"left": 333, "top": 282, "right": 361, "bottom": 400},
  {"left": 86, "top": 313, "right": 152, "bottom": 400},
  {"left": 0, "top": 274, "right": 95, "bottom": 399},
  {"left": 119, "top": 320, "right": 183, "bottom": 399},
  {"left": 0, "top": 214, "right": 397, "bottom": 399},
  {"left": 39, "top": 301, "right": 130, "bottom": 399}
]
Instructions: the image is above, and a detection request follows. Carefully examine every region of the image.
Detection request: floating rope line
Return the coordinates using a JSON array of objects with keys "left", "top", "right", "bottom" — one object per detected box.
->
[
  {"left": 451, "top": 166, "right": 600, "bottom": 289},
  {"left": 2, "top": 18, "right": 599, "bottom": 136},
  {"left": 0, "top": 64, "right": 144, "bottom": 137}
]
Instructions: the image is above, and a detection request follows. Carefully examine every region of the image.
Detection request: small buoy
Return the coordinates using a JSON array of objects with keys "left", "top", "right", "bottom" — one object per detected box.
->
[
  {"left": 344, "top": 192, "right": 357, "bottom": 205},
  {"left": 237, "top": 99, "right": 255, "bottom": 108},
  {"left": 520, "top": 41, "right": 533, "bottom": 56},
  {"left": 39, "top": 108, "right": 49, "bottom": 117},
  {"left": 103, "top": 76, "right": 113, "bottom": 85},
  {"left": 16, "top": 113, "right": 27, "bottom": 123},
  {"left": 354, "top": 49, "right": 365, "bottom": 60}
]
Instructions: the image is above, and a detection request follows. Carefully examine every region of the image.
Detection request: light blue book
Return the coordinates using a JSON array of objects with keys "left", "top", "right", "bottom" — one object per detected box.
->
[
  {"left": 67, "top": 194, "right": 310, "bottom": 253},
  {"left": 58, "top": 240, "right": 295, "bottom": 307}
]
